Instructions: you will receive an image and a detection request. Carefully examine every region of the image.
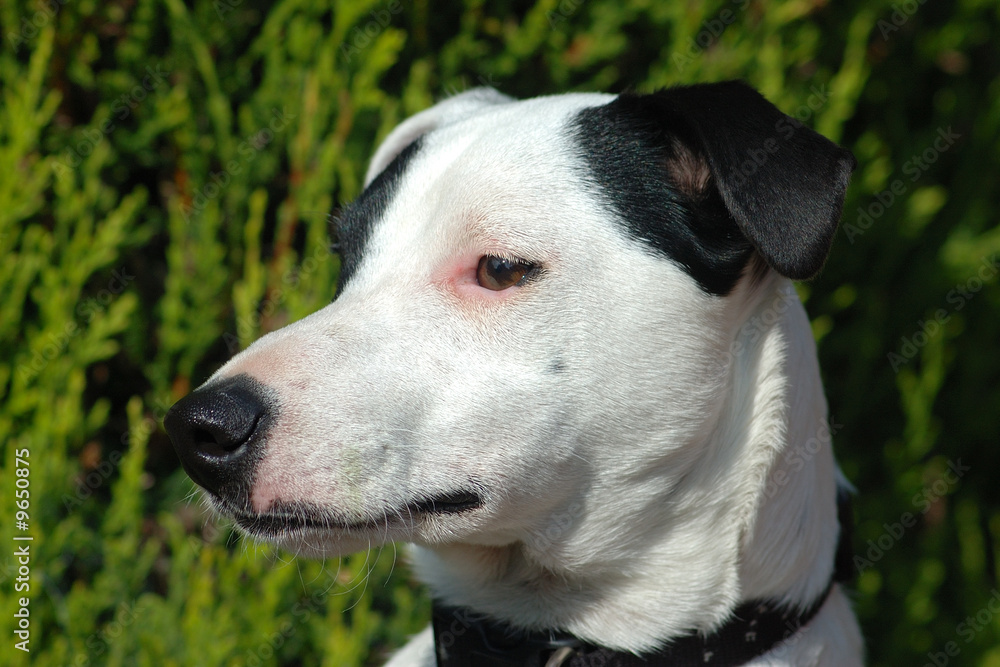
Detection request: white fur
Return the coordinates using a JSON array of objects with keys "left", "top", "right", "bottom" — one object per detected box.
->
[{"left": 204, "top": 89, "right": 863, "bottom": 665}]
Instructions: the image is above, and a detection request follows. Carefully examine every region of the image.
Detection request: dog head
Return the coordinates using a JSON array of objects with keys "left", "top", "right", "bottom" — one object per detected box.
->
[{"left": 165, "top": 82, "right": 854, "bottom": 571}]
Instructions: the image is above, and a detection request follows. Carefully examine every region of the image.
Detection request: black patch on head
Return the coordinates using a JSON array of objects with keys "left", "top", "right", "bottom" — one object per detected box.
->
[
  {"left": 332, "top": 137, "right": 423, "bottom": 292},
  {"left": 547, "top": 357, "right": 567, "bottom": 374},
  {"left": 569, "top": 82, "right": 856, "bottom": 295},
  {"left": 570, "top": 98, "right": 753, "bottom": 296}
]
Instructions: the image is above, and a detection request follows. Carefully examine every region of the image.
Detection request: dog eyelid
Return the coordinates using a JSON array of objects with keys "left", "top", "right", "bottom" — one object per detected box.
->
[{"left": 476, "top": 255, "right": 538, "bottom": 291}]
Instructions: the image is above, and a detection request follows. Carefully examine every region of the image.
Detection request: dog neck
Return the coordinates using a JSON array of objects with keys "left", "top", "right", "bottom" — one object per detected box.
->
[{"left": 411, "top": 273, "right": 845, "bottom": 655}]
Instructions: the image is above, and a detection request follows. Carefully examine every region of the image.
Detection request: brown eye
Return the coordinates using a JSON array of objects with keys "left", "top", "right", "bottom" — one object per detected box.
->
[{"left": 476, "top": 256, "right": 536, "bottom": 291}]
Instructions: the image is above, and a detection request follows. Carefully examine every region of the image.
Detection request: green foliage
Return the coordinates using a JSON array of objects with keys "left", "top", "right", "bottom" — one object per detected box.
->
[{"left": 1, "top": 0, "right": 997, "bottom": 665}]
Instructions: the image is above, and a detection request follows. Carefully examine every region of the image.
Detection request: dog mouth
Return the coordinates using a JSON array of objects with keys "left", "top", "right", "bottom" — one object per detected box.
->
[{"left": 225, "top": 490, "right": 484, "bottom": 538}]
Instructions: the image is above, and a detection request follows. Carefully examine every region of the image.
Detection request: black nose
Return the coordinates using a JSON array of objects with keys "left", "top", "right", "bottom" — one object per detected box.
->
[{"left": 164, "top": 374, "right": 274, "bottom": 498}]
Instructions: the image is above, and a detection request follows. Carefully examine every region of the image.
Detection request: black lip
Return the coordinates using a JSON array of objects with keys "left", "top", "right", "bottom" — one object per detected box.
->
[
  {"left": 231, "top": 509, "right": 352, "bottom": 534},
  {"left": 410, "top": 490, "right": 483, "bottom": 515},
  {"left": 225, "top": 489, "right": 484, "bottom": 537}
]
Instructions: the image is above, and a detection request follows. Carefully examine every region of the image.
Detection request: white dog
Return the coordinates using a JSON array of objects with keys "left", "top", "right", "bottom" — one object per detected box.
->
[{"left": 166, "top": 81, "right": 864, "bottom": 666}]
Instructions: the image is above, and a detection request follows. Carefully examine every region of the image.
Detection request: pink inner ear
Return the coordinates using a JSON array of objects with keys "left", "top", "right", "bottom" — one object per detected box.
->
[{"left": 667, "top": 137, "right": 712, "bottom": 199}]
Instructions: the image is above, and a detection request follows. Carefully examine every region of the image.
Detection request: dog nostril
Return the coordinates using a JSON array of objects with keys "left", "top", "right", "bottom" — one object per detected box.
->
[
  {"left": 164, "top": 374, "right": 273, "bottom": 495},
  {"left": 192, "top": 428, "right": 215, "bottom": 445},
  {"left": 189, "top": 422, "right": 254, "bottom": 459},
  {"left": 167, "top": 406, "right": 259, "bottom": 458}
]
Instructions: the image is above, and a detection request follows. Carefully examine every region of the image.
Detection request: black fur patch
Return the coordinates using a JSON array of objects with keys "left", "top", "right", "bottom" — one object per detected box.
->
[
  {"left": 569, "top": 83, "right": 855, "bottom": 295},
  {"left": 570, "top": 98, "right": 754, "bottom": 296},
  {"left": 333, "top": 138, "right": 423, "bottom": 292}
]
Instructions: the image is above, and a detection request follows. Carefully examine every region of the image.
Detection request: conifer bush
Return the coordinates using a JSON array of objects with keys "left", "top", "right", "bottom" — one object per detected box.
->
[{"left": 2, "top": 1, "right": 997, "bottom": 665}]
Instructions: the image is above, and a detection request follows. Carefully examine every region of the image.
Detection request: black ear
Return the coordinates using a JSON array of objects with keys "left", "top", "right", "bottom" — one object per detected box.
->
[{"left": 640, "top": 81, "right": 856, "bottom": 280}]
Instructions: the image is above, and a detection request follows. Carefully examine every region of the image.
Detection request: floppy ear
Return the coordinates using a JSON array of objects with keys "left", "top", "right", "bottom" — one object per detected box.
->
[
  {"left": 364, "top": 87, "right": 514, "bottom": 186},
  {"left": 635, "top": 81, "right": 856, "bottom": 280}
]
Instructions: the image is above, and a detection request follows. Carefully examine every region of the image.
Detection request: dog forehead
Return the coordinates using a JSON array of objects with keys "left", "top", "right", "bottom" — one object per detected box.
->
[
  {"left": 419, "top": 92, "right": 617, "bottom": 184},
  {"left": 337, "top": 93, "right": 623, "bottom": 287}
]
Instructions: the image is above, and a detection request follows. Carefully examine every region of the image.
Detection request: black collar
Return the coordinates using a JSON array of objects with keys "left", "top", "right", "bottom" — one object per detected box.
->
[{"left": 432, "top": 491, "right": 853, "bottom": 667}]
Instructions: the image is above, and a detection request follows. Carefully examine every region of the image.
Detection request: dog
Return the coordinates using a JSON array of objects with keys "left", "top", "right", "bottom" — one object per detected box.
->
[{"left": 165, "top": 80, "right": 864, "bottom": 666}]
